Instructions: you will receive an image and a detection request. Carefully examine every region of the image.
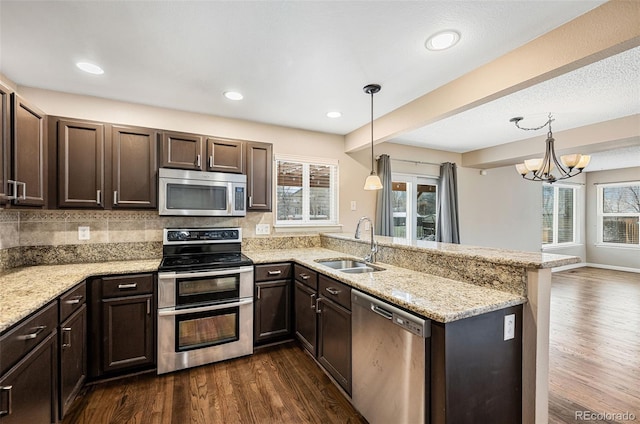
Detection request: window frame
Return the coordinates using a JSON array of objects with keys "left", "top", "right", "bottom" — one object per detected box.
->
[
  {"left": 596, "top": 181, "right": 640, "bottom": 248},
  {"left": 541, "top": 183, "right": 578, "bottom": 247},
  {"left": 274, "top": 154, "right": 339, "bottom": 227}
]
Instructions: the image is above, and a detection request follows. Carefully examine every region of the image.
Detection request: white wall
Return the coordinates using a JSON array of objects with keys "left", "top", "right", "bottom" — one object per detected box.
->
[
  {"left": 585, "top": 167, "right": 640, "bottom": 270},
  {"left": 458, "top": 165, "right": 542, "bottom": 252}
]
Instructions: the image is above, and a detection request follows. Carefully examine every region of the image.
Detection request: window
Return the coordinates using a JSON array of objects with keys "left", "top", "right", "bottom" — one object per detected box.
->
[
  {"left": 275, "top": 155, "right": 338, "bottom": 226},
  {"left": 391, "top": 174, "right": 438, "bottom": 241},
  {"left": 597, "top": 182, "right": 640, "bottom": 246},
  {"left": 542, "top": 184, "right": 577, "bottom": 246}
]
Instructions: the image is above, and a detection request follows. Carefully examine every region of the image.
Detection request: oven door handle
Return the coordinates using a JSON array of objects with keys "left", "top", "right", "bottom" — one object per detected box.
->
[
  {"left": 158, "top": 298, "right": 253, "bottom": 317},
  {"left": 159, "top": 266, "right": 254, "bottom": 280}
]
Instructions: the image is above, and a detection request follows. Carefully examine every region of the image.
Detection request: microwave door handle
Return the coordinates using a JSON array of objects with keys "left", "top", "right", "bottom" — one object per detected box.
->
[{"left": 228, "top": 182, "right": 233, "bottom": 214}]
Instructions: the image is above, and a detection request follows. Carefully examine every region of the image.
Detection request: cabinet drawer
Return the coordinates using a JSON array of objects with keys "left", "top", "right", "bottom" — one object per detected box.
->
[
  {"left": 294, "top": 264, "right": 318, "bottom": 290},
  {"left": 319, "top": 275, "right": 351, "bottom": 311},
  {"left": 0, "top": 301, "right": 58, "bottom": 375},
  {"left": 60, "top": 281, "right": 86, "bottom": 322},
  {"left": 255, "top": 263, "right": 292, "bottom": 282},
  {"left": 101, "top": 274, "right": 154, "bottom": 298}
]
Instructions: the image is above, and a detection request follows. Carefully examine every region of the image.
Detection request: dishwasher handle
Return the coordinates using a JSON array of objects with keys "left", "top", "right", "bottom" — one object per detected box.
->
[{"left": 371, "top": 304, "right": 393, "bottom": 320}]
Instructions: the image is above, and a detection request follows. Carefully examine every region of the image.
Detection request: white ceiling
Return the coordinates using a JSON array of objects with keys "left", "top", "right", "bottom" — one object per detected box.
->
[{"left": 1, "top": 0, "right": 637, "bottom": 164}]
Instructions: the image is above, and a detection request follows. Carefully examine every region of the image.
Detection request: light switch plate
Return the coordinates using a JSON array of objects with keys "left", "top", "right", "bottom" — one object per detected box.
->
[
  {"left": 78, "top": 226, "right": 90, "bottom": 240},
  {"left": 255, "top": 224, "right": 270, "bottom": 235},
  {"left": 504, "top": 314, "right": 515, "bottom": 341},
  {"left": 350, "top": 201, "right": 357, "bottom": 211}
]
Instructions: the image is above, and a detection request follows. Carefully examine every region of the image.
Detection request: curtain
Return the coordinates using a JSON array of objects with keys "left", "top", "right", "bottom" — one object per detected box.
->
[
  {"left": 375, "top": 154, "right": 393, "bottom": 236},
  {"left": 436, "top": 162, "right": 460, "bottom": 243}
]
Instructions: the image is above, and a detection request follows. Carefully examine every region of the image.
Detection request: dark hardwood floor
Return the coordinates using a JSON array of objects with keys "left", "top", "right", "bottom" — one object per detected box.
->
[
  {"left": 549, "top": 267, "right": 640, "bottom": 424},
  {"left": 63, "top": 342, "right": 365, "bottom": 424}
]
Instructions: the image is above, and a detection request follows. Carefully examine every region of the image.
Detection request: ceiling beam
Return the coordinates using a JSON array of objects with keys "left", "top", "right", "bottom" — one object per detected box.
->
[{"left": 344, "top": 0, "right": 640, "bottom": 153}]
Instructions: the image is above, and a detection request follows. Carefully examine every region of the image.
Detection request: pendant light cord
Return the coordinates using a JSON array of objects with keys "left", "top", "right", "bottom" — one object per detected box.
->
[{"left": 370, "top": 89, "right": 375, "bottom": 174}]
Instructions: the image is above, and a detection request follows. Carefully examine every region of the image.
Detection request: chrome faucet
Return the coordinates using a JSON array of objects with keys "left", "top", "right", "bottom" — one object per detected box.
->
[{"left": 355, "top": 216, "right": 378, "bottom": 263}]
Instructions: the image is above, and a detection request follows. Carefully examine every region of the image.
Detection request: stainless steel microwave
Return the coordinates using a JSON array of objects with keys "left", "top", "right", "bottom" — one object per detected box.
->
[{"left": 158, "top": 168, "right": 246, "bottom": 216}]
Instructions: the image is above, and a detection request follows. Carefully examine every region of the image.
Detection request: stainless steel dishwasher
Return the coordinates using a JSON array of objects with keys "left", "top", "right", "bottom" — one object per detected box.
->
[{"left": 352, "top": 289, "right": 431, "bottom": 424}]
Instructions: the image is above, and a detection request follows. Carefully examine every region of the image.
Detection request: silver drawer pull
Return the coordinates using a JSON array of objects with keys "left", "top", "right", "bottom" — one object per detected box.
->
[
  {"left": 325, "top": 287, "right": 340, "bottom": 296},
  {"left": 257, "top": 286, "right": 261, "bottom": 300},
  {"left": 267, "top": 270, "right": 282, "bottom": 276},
  {"left": 64, "top": 295, "right": 83, "bottom": 305},
  {"left": 17, "top": 325, "right": 46, "bottom": 341},
  {"left": 118, "top": 283, "right": 138, "bottom": 290},
  {"left": 62, "top": 327, "right": 72, "bottom": 348},
  {"left": 0, "top": 386, "right": 12, "bottom": 417},
  {"left": 299, "top": 273, "right": 310, "bottom": 280}
]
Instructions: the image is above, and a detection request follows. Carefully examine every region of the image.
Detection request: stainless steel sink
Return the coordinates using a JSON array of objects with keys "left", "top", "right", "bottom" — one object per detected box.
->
[{"left": 315, "top": 258, "right": 384, "bottom": 273}]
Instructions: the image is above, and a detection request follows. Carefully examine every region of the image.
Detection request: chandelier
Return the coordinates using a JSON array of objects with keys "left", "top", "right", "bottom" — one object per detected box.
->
[{"left": 511, "top": 114, "right": 590, "bottom": 183}]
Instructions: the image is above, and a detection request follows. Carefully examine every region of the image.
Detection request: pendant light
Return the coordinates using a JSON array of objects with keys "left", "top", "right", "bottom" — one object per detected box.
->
[
  {"left": 363, "top": 84, "right": 383, "bottom": 190},
  {"left": 512, "top": 114, "right": 590, "bottom": 183}
]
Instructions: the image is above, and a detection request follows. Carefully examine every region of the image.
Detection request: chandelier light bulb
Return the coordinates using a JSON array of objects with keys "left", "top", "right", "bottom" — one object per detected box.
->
[
  {"left": 576, "top": 155, "right": 591, "bottom": 169},
  {"left": 560, "top": 154, "right": 581, "bottom": 169}
]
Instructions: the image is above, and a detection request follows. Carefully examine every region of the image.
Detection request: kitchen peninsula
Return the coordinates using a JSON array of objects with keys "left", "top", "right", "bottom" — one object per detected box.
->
[{"left": 0, "top": 232, "right": 578, "bottom": 424}]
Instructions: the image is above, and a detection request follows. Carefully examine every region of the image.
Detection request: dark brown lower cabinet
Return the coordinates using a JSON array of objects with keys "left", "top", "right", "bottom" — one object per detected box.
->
[
  {"left": 88, "top": 274, "right": 156, "bottom": 379},
  {"left": 317, "top": 296, "right": 352, "bottom": 394},
  {"left": 59, "top": 305, "right": 86, "bottom": 418},
  {"left": 0, "top": 331, "right": 57, "bottom": 423},
  {"left": 294, "top": 281, "right": 317, "bottom": 356},
  {"left": 254, "top": 279, "right": 292, "bottom": 344}
]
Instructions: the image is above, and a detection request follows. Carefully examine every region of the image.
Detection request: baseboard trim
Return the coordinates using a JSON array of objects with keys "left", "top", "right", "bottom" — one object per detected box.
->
[
  {"left": 585, "top": 263, "right": 640, "bottom": 274},
  {"left": 552, "top": 262, "right": 587, "bottom": 273}
]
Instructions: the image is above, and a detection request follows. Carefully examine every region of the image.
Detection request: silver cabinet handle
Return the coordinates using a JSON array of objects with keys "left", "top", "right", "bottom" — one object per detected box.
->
[
  {"left": 0, "top": 386, "right": 12, "bottom": 417},
  {"left": 257, "top": 286, "right": 261, "bottom": 300},
  {"left": 118, "top": 283, "right": 137, "bottom": 290},
  {"left": 208, "top": 156, "right": 213, "bottom": 169},
  {"left": 96, "top": 189, "right": 101, "bottom": 205},
  {"left": 196, "top": 154, "right": 201, "bottom": 167},
  {"left": 146, "top": 298, "right": 151, "bottom": 315},
  {"left": 249, "top": 196, "right": 253, "bottom": 208},
  {"left": 315, "top": 297, "right": 322, "bottom": 314},
  {"left": 113, "top": 191, "right": 118, "bottom": 205},
  {"left": 299, "top": 274, "right": 310, "bottom": 280},
  {"left": 325, "top": 287, "right": 340, "bottom": 296},
  {"left": 62, "top": 327, "right": 72, "bottom": 348},
  {"left": 267, "top": 270, "right": 282, "bottom": 276},
  {"left": 17, "top": 181, "right": 26, "bottom": 200},
  {"left": 310, "top": 293, "right": 316, "bottom": 309},
  {"left": 17, "top": 325, "right": 46, "bottom": 341},
  {"left": 6, "top": 180, "right": 18, "bottom": 200},
  {"left": 64, "top": 295, "right": 83, "bottom": 305}
]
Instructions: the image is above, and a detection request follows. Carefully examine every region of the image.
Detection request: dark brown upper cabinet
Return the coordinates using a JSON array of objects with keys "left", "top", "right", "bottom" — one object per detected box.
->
[
  {"left": 111, "top": 125, "right": 158, "bottom": 209},
  {"left": 7, "top": 94, "right": 47, "bottom": 207},
  {"left": 0, "top": 82, "right": 10, "bottom": 205},
  {"left": 206, "top": 136, "right": 244, "bottom": 173},
  {"left": 161, "top": 131, "right": 204, "bottom": 170},
  {"left": 246, "top": 141, "right": 272, "bottom": 211},
  {"left": 57, "top": 119, "right": 105, "bottom": 208}
]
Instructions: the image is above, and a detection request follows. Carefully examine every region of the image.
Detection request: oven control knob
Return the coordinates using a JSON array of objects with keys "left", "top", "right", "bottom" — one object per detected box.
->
[{"left": 178, "top": 231, "right": 190, "bottom": 240}]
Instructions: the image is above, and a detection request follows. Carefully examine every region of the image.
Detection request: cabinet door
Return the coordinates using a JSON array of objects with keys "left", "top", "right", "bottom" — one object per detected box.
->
[
  {"left": 255, "top": 280, "right": 291, "bottom": 344},
  {"left": 161, "top": 131, "right": 203, "bottom": 170},
  {"left": 0, "top": 83, "right": 10, "bottom": 205},
  {"left": 11, "top": 94, "right": 46, "bottom": 206},
  {"left": 0, "top": 331, "right": 57, "bottom": 424},
  {"left": 206, "top": 137, "right": 244, "bottom": 173},
  {"left": 59, "top": 305, "right": 86, "bottom": 418},
  {"left": 112, "top": 125, "right": 158, "bottom": 208},
  {"left": 102, "top": 294, "right": 154, "bottom": 373},
  {"left": 246, "top": 141, "right": 272, "bottom": 211},
  {"left": 57, "top": 119, "right": 105, "bottom": 208},
  {"left": 294, "top": 281, "right": 317, "bottom": 356},
  {"left": 317, "top": 298, "right": 352, "bottom": 394}
]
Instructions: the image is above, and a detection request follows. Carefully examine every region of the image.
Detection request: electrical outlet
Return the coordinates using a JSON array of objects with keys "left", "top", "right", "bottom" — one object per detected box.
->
[
  {"left": 78, "top": 226, "right": 90, "bottom": 240},
  {"left": 350, "top": 201, "right": 357, "bottom": 211},
  {"left": 255, "top": 224, "right": 270, "bottom": 235},
  {"left": 504, "top": 314, "right": 515, "bottom": 341}
]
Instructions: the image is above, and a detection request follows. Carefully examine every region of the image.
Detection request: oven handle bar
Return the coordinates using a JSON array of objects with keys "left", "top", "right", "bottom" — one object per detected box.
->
[
  {"left": 157, "top": 297, "right": 253, "bottom": 317},
  {"left": 159, "top": 266, "right": 254, "bottom": 280}
]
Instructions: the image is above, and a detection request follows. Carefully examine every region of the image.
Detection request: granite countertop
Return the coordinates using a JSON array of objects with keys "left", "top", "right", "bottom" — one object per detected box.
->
[
  {"left": 322, "top": 233, "right": 580, "bottom": 269},
  {"left": 245, "top": 248, "right": 527, "bottom": 323},
  {"left": 0, "top": 259, "right": 161, "bottom": 333}
]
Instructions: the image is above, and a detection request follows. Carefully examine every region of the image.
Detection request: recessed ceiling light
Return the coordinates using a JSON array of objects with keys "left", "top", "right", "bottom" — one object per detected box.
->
[
  {"left": 326, "top": 111, "right": 342, "bottom": 118},
  {"left": 76, "top": 62, "right": 104, "bottom": 75},
  {"left": 425, "top": 30, "right": 461, "bottom": 51},
  {"left": 224, "top": 91, "right": 244, "bottom": 101}
]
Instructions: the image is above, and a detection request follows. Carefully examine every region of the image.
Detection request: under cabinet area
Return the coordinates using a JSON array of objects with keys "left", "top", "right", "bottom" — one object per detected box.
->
[
  {"left": 88, "top": 273, "right": 156, "bottom": 379},
  {"left": 254, "top": 263, "right": 293, "bottom": 345}
]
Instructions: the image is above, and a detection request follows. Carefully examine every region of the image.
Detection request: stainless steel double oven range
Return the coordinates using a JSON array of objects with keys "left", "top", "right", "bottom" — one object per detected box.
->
[{"left": 157, "top": 228, "right": 254, "bottom": 374}]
